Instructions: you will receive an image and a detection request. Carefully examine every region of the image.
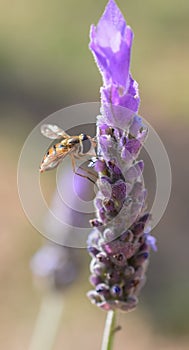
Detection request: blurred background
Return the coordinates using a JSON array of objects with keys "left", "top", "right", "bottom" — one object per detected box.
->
[{"left": 1, "top": 0, "right": 189, "bottom": 349}]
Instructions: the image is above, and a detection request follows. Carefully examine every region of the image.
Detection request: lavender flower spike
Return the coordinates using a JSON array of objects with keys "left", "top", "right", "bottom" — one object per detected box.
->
[{"left": 87, "top": 0, "right": 156, "bottom": 313}]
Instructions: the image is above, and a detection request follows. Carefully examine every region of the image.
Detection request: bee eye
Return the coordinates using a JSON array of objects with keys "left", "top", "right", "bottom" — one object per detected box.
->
[{"left": 81, "top": 133, "right": 88, "bottom": 141}]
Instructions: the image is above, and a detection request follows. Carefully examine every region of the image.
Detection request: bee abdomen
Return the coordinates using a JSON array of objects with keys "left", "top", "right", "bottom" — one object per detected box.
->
[{"left": 47, "top": 145, "right": 56, "bottom": 156}]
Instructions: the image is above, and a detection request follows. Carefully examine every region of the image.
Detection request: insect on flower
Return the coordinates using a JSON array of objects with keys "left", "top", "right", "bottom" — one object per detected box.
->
[{"left": 39, "top": 124, "right": 97, "bottom": 183}]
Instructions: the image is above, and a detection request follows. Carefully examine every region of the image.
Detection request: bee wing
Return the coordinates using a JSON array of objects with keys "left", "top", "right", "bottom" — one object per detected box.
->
[
  {"left": 41, "top": 157, "right": 63, "bottom": 171},
  {"left": 40, "top": 124, "right": 70, "bottom": 140},
  {"left": 40, "top": 147, "right": 75, "bottom": 172}
]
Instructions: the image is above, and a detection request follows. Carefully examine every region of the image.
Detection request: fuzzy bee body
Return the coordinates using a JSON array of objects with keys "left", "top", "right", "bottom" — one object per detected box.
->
[{"left": 39, "top": 124, "right": 96, "bottom": 173}]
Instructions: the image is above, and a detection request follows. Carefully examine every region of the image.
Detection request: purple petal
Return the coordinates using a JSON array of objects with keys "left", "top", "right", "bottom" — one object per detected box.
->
[
  {"left": 100, "top": 0, "right": 127, "bottom": 34},
  {"left": 112, "top": 180, "right": 126, "bottom": 200},
  {"left": 100, "top": 98, "right": 135, "bottom": 129},
  {"left": 130, "top": 115, "right": 143, "bottom": 137},
  {"left": 146, "top": 234, "right": 157, "bottom": 252},
  {"left": 101, "top": 79, "right": 140, "bottom": 114},
  {"left": 89, "top": 0, "right": 134, "bottom": 89}
]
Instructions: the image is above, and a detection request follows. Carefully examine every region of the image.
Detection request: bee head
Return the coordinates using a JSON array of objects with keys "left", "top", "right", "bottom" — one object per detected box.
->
[{"left": 80, "top": 133, "right": 88, "bottom": 141}]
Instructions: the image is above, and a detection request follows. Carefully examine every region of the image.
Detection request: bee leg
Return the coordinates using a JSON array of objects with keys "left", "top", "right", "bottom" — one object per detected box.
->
[
  {"left": 79, "top": 164, "right": 98, "bottom": 185},
  {"left": 79, "top": 139, "right": 84, "bottom": 154},
  {"left": 70, "top": 154, "right": 98, "bottom": 187}
]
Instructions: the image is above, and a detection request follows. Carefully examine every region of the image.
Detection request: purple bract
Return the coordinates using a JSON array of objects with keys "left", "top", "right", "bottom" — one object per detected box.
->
[{"left": 89, "top": 0, "right": 140, "bottom": 113}]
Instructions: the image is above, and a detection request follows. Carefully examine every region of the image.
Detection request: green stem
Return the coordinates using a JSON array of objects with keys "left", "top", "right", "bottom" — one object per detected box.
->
[{"left": 101, "top": 310, "right": 116, "bottom": 350}]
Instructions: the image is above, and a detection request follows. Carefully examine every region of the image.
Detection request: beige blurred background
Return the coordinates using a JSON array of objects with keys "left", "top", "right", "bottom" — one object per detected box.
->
[{"left": 0, "top": 0, "right": 189, "bottom": 349}]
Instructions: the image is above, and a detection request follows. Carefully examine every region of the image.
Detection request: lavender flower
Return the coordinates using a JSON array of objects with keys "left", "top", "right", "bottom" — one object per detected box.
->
[
  {"left": 87, "top": 0, "right": 156, "bottom": 312},
  {"left": 30, "top": 169, "right": 91, "bottom": 291},
  {"left": 30, "top": 243, "right": 79, "bottom": 291}
]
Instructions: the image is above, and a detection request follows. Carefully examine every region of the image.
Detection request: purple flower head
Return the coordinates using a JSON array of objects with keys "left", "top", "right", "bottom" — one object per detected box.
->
[
  {"left": 87, "top": 1, "right": 156, "bottom": 312},
  {"left": 90, "top": 0, "right": 140, "bottom": 112}
]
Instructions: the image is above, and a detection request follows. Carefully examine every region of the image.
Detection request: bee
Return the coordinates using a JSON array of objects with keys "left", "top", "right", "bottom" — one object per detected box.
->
[{"left": 39, "top": 124, "right": 97, "bottom": 183}]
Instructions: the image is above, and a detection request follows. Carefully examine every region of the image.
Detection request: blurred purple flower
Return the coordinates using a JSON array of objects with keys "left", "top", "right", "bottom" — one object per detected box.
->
[
  {"left": 87, "top": 0, "right": 156, "bottom": 312},
  {"left": 30, "top": 168, "right": 94, "bottom": 291},
  {"left": 30, "top": 244, "right": 79, "bottom": 290}
]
